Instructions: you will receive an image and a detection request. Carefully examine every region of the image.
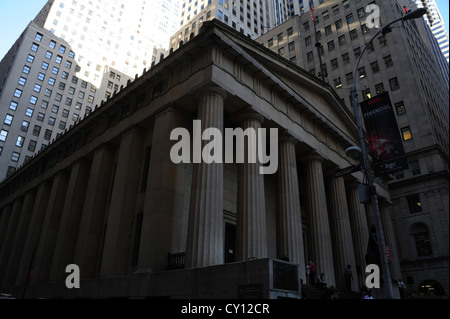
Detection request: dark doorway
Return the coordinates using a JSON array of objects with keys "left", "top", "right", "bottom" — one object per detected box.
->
[{"left": 225, "top": 223, "right": 236, "bottom": 263}]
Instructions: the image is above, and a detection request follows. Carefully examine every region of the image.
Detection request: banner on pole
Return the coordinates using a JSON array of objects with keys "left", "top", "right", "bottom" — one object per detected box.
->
[{"left": 360, "top": 92, "right": 407, "bottom": 177}]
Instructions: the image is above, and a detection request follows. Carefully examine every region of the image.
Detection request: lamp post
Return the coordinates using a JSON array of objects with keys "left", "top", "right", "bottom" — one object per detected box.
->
[{"left": 348, "top": 8, "right": 426, "bottom": 299}]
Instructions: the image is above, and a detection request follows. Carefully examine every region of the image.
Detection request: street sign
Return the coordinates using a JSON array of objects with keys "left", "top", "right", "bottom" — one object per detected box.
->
[{"left": 334, "top": 163, "right": 363, "bottom": 178}]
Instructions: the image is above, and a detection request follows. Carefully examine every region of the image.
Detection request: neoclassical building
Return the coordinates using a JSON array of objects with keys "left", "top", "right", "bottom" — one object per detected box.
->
[{"left": 0, "top": 20, "right": 400, "bottom": 299}]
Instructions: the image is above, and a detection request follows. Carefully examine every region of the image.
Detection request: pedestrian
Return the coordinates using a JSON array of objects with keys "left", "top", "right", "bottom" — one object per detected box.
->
[
  {"left": 305, "top": 264, "right": 311, "bottom": 284},
  {"left": 308, "top": 261, "right": 316, "bottom": 285},
  {"left": 317, "top": 272, "right": 327, "bottom": 289},
  {"left": 398, "top": 278, "right": 407, "bottom": 299},
  {"left": 344, "top": 265, "right": 353, "bottom": 291}
]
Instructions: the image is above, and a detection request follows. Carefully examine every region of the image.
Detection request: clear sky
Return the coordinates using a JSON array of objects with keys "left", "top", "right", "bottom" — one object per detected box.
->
[{"left": 0, "top": 0, "right": 449, "bottom": 61}]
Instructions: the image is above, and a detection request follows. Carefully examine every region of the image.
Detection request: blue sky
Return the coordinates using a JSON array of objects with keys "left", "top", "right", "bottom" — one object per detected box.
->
[{"left": 1, "top": 0, "right": 449, "bottom": 60}]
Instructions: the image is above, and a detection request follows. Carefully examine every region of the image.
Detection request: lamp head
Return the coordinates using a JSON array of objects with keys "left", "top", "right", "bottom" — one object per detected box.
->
[
  {"left": 402, "top": 8, "right": 427, "bottom": 21},
  {"left": 346, "top": 146, "right": 362, "bottom": 160}
]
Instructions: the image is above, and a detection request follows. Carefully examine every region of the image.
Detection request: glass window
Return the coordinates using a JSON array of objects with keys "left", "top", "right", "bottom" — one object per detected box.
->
[
  {"left": 395, "top": 101, "right": 406, "bottom": 115},
  {"left": 59, "top": 45, "right": 66, "bottom": 53},
  {"left": 34, "top": 84, "right": 42, "bottom": 93},
  {"left": 4, "top": 114, "right": 13, "bottom": 125},
  {"left": 9, "top": 101, "right": 18, "bottom": 110},
  {"left": 44, "top": 129, "right": 52, "bottom": 141},
  {"left": 29, "top": 95, "right": 38, "bottom": 105},
  {"left": 28, "top": 140, "right": 37, "bottom": 152},
  {"left": 23, "top": 65, "right": 31, "bottom": 74},
  {"left": 55, "top": 55, "right": 63, "bottom": 64},
  {"left": 409, "top": 161, "right": 421, "bottom": 176},
  {"left": 31, "top": 43, "right": 39, "bottom": 52},
  {"left": 35, "top": 32, "right": 43, "bottom": 41},
  {"left": 16, "top": 136, "right": 25, "bottom": 147},
  {"left": 52, "top": 66, "right": 59, "bottom": 75},
  {"left": 401, "top": 127, "right": 412, "bottom": 141},
  {"left": 27, "top": 54, "right": 35, "bottom": 63},
  {"left": 41, "top": 62, "right": 49, "bottom": 70},
  {"left": 25, "top": 108, "right": 34, "bottom": 117},
  {"left": 21, "top": 120, "right": 30, "bottom": 132},
  {"left": 14, "top": 89, "right": 22, "bottom": 98},
  {"left": 389, "top": 77, "right": 400, "bottom": 90},
  {"left": 49, "top": 40, "right": 56, "bottom": 49},
  {"left": 411, "top": 223, "right": 432, "bottom": 257},
  {"left": 11, "top": 152, "right": 20, "bottom": 162},
  {"left": 45, "top": 51, "right": 53, "bottom": 59},
  {"left": 18, "top": 77, "right": 27, "bottom": 86},
  {"left": 48, "top": 77, "right": 56, "bottom": 86},
  {"left": 0, "top": 129, "right": 8, "bottom": 141},
  {"left": 38, "top": 72, "right": 46, "bottom": 81}
]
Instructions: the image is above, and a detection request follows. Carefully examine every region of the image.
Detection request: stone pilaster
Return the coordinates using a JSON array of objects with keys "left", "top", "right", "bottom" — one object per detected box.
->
[
  {"left": 138, "top": 107, "right": 189, "bottom": 271},
  {"left": 185, "top": 86, "right": 226, "bottom": 268},
  {"left": 304, "top": 154, "right": 335, "bottom": 287},
  {"left": 3, "top": 190, "right": 36, "bottom": 286},
  {"left": 327, "top": 174, "right": 358, "bottom": 291},
  {"left": 277, "top": 133, "right": 305, "bottom": 278},
  {"left": 32, "top": 171, "right": 69, "bottom": 283},
  {"left": 74, "top": 145, "right": 115, "bottom": 278},
  {"left": 100, "top": 128, "right": 144, "bottom": 276},
  {"left": 16, "top": 181, "right": 51, "bottom": 285},
  {"left": 380, "top": 204, "right": 403, "bottom": 285},
  {"left": 0, "top": 199, "right": 23, "bottom": 285},
  {"left": 236, "top": 111, "right": 268, "bottom": 261},
  {"left": 49, "top": 160, "right": 91, "bottom": 282}
]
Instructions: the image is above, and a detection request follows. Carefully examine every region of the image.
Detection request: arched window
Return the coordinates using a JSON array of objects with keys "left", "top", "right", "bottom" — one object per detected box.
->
[{"left": 411, "top": 223, "right": 432, "bottom": 257}]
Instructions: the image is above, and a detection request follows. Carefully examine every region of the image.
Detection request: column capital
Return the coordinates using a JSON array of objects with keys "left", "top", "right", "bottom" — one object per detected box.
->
[
  {"left": 233, "top": 109, "right": 265, "bottom": 126},
  {"left": 196, "top": 85, "right": 228, "bottom": 100},
  {"left": 302, "top": 151, "right": 324, "bottom": 163},
  {"left": 279, "top": 130, "right": 298, "bottom": 145}
]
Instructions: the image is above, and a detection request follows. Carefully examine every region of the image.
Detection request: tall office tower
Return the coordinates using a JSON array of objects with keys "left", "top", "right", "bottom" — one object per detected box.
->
[
  {"left": 413, "top": 0, "right": 449, "bottom": 63},
  {"left": 170, "top": 0, "right": 277, "bottom": 49},
  {"left": 258, "top": 0, "right": 449, "bottom": 296},
  {"left": 0, "top": 0, "right": 181, "bottom": 180}
]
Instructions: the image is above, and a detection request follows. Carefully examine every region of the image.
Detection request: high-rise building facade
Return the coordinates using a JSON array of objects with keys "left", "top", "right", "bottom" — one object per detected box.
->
[
  {"left": 257, "top": 0, "right": 449, "bottom": 297},
  {"left": 414, "top": 0, "right": 449, "bottom": 63},
  {"left": 0, "top": 0, "right": 182, "bottom": 180}
]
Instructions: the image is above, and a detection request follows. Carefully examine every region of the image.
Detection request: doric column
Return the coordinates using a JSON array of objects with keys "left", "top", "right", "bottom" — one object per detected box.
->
[
  {"left": 138, "top": 107, "right": 189, "bottom": 271},
  {"left": 277, "top": 133, "right": 305, "bottom": 276},
  {"left": 0, "top": 199, "right": 23, "bottom": 285},
  {"left": 3, "top": 191, "right": 36, "bottom": 286},
  {"left": 347, "top": 183, "right": 370, "bottom": 288},
  {"left": 0, "top": 204, "right": 13, "bottom": 285},
  {"left": 304, "top": 154, "right": 335, "bottom": 286},
  {"left": 327, "top": 174, "right": 358, "bottom": 291},
  {"left": 74, "top": 145, "right": 115, "bottom": 278},
  {"left": 235, "top": 111, "right": 267, "bottom": 261},
  {"left": 185, "top": 86, "right": 226, "bottom": 268},
  {"left": 100, "top": 128, "right": 144, "bottom": 276},
  {"left": 49, "top": 160, "right": 91, "bottom": 282},
  {"left": 16, "top": 181, "right": 51, "bottom": 285},
  {"left": 32, "top": 171, "right": 69, "bottom": 283}
]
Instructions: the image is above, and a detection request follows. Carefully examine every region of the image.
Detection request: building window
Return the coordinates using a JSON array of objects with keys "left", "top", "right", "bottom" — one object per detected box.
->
[
  {"left": 27, "top": 54, "right": 35, "bottom": 63},
  {"left": 18, "top": 77, "right": 27, "bottom": 86},
  {"left": 4, "top": 114, "right": 13, "bottom": 125},
  {"left": 44, "top": 88, "right": 52, "bottom": 97},
  {"left": 409, "top": 161, "right": 421, "bottom": 176},
  {"left": 383, "top": 55, "right": 393, "bottom": 68},
  {"left": 16, "top": 136, "right": 25, "bottom": 148},
  {"left": 52, "top": 66, "right": 59, "bottom": 75},
  {"left": 346, "top": 13, "right": 354, "bottom": 24},
  {"left": 44, "top": 129, "right": 52, "bottom": 141},
  {"left": 350, "top": 29, "right": 358, "bottom": 40},
  {"left": 21, "top": 120, "right": 30, "bottom": 132},
  {"left": 338, "top": 35, "right": 346, "bottom": 46},
  {"left": 14, "top": 89, "right": 22, "bottom": 98},
  {"left": 395, "top": 101, "right": 406, "bottom": 115},
  {"left": 379, "top": 36, "right": 387, "bottom": 47},
  {"left": 328, "top": 40, "right": 335, "bottom": 52},
  {"left": 25, "top": 108, "right": 34, "bottom": 117},
  {"left": 401, "top": 126, "right": 412, "bottom": 141},
  {"left": 32, "top": 125, "right": 41, "bottom": 136},
  {"left": 45, "top": 51, "right": 53, "bottom": 59},
  {"left": 307, "top": 51, "right": 314, "bottom": 63},
  {"left": 41, "top": 62, "right": 49, "bottom": 70},
  {"left": 370, "top": 61, "right": 380, "bottom": 73},
  {"left": 362, "top": 88, "right": 371, "bottom": 100},
  {"left": 55, "top": 55, "right": 63, "bottom": 64},
  {"left": 29, "top": 95, "right": 38, "bottom": 105},
  {"left": 411, "top": 223, "right": 432, "bottom": 257},
  {"left": 59, "top": 45, "right": 66, "bottom": 54},
  {"left": 48, "top": 117, "right": 56, "bottom": 126},
  {"left": 389, "top": 77, "right": 400, "bottom": 90},
  {"left": 49, "top": 40, "right": 56, "bottom": 49},
  {"left": 305, "top": 36, "right": 311, "bottom": 46},
  {"left": 342, "top": 53, "right": 350, "bottom": 65},
  {"left": 331, "top": 58, "right": 338, "bottom": 70},
  {"left": 325, "top": 25, "right": 332, "bottom": 36},
  {"left": 357, "top": 7, "right": 366, "bottom": 18},
  {"left": 9, "top": 101, "right": 18, "bottom": 111},
  {"left": 35, "top": 32, "right": 43, "bottom": 41},
  {"left": 37, "top": 112, "right": 45, "bottom": 122},
  {"left": 31, "top": 43, "right": 40, "bottom": 52},
  {"left": 375, "top": 83, "right": 385, "bottom": 95},
  {"left": 343, "top": 0, "right": 350, "bottom": 9},
  {"left": 362, "top": 24, "right": 370, "bottom": 34},
  {"left": 0, "top": 129, "right": 8, "bottom": 141},
  {"left": 28, "top": 140, "right": 37, "bottom": 152},
  {"left": 23, "top": 65, "right": 31, "bottom": 74},
  {"left": 38, "top": 73, "right": 46, "bottom": 81},
  {"left": 33, "top": 84, "right": 41, "bottom": 93},
  {"left": 334, "top": 77, "right": 342, "bottom": 88},
  {"left": 11, "top": 152, "right": 20, "bottom": 162},
  {"left": 288, "top": 41, "right": 295, "bottom": 52},
  {"left": 335, "top": 19, "right": 343, "bottom": 29},
  {"left": 287, "top": 27, "right": 293, "bottom": 36}
]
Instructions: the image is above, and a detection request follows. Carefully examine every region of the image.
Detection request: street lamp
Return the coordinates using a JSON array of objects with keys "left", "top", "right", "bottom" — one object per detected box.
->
[{"left": 348, "top": 8, "right": 426, "bottom": 299}]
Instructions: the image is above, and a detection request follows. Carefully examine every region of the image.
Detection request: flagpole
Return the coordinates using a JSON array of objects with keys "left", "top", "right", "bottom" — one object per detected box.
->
[{"left": 310, "top": 1, "right": 326, "bottom": 82}]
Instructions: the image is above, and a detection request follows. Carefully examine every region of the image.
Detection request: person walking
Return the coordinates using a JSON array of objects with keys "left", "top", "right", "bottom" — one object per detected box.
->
[
  {"left": 308, "top": 261, "right": 316, "bottom": 286},
  {"left": 344, "top": 265, "right": 353, "bottom": 291}
]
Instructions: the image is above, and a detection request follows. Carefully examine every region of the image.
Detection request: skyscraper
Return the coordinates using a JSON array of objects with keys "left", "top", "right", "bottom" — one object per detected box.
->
[
  {"left": 0, "top": 0, "right": 181, "bottom": 179},
  {"left": 257, "top": 0, "right": 449, "bottom": 296},
  {"left": 414, "top": 0, "right": 449, "bottom": 62}
]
